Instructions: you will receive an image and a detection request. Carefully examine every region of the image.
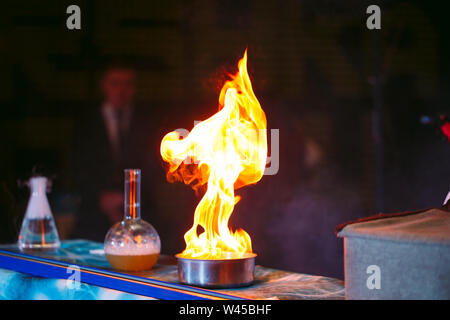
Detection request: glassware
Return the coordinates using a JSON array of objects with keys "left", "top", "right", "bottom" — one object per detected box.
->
[
  {"left": 104, "top": 169, "right": 161, "bottom": 271},
  {"left": 18, "top": 176, "right": 61, "bottom": 251}
]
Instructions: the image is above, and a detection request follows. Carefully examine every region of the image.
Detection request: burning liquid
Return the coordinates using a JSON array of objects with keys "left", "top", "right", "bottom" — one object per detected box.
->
[
  {"left": 18, "top": 217, "right": 60, "bottom": 251},
  {"left": 105, "top": 244, "right": 160, "bottom": 272},
  {"left": 160, "top": 50, "right": 267, "bottom": 260}
]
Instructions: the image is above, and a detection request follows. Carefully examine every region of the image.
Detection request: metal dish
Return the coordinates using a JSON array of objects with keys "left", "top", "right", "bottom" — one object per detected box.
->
[{"left": 176, "top": 252, "right": 256, "bottom": 288}]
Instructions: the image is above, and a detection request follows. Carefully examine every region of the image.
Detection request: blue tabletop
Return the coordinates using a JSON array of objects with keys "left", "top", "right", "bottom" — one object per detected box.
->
[{"left": 0, "top": 240, "right": 344, "bottom": 300}]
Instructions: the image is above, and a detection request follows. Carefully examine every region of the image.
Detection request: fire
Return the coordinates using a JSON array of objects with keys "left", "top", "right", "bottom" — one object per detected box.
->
[{"left": 160, "top": 50, "right": 267, "bottom": 259}]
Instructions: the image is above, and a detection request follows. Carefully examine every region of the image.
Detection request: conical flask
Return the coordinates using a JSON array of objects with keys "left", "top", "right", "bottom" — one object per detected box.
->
[{"left": 18, "top": 176, "right": 61, "bottom": 251}]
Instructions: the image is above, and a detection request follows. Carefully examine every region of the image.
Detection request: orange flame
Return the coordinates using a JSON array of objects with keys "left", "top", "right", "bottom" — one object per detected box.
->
[{"left": 160, "top": 50, "right": 267, "bottom": 259}]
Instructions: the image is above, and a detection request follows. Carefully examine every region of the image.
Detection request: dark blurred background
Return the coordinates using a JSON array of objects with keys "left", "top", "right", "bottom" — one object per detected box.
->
[{"left": 0, "top": 0, "right": 449, "bottom": 279}]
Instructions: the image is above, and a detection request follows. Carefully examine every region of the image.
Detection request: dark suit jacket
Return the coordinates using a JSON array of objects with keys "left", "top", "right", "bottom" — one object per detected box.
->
[{"left": 72, "top": 103, "right": 163, "bottom": 241}]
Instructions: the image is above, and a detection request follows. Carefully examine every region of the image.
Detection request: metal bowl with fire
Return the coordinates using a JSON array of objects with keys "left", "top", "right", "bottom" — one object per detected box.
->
[{"left": 160, "top": 50, "right": 267, "bottom": 288}]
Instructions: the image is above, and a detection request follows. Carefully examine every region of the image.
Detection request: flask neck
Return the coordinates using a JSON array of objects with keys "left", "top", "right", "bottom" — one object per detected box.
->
[
  {"left": 29, "top": 177, "right": 47, "bottom": 196},
  {"left": 124, "top": 169, "right": 141, "bottom": 220}
]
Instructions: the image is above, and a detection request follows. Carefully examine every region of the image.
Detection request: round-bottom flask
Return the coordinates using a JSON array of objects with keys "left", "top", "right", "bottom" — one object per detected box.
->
[{"left": 104, "top": 169, "right": 161, "bottom": 271}]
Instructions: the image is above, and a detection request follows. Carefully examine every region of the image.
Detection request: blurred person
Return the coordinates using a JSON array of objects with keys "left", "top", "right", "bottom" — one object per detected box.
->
[{"left": 73, "top": 61, "right": 160, "bottom": 241}]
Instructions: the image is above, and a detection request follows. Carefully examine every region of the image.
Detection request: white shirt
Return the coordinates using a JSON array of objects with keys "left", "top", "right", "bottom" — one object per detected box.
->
[{"left": 101, "top": 103, "right": 132, "bottom": 156}]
